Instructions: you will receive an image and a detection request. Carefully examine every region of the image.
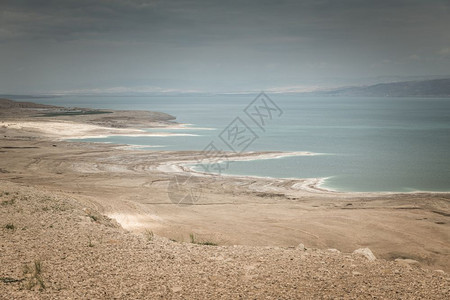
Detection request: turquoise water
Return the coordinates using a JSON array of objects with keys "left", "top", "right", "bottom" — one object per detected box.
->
[{"left": 26, "top": 95, "right": 450, "bottom": 192}]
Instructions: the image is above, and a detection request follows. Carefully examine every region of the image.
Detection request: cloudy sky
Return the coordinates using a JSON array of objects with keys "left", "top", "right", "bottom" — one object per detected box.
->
[{"left": 1, "top": 0, "right": 449, "bottom": 94}]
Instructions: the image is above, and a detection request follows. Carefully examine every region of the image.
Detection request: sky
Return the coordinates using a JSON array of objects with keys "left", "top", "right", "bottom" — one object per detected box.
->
[{"left": 1, "top": 0, "right": 449, "bottom": 95}]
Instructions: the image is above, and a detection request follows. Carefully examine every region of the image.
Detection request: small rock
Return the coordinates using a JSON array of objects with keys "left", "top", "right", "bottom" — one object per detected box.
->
[
  {"left": 171, "top": 286, "right": 182, "bottom": 293},
  {"left": 353, "top": 248, "right": 376, "bottom": 261},
  {"left": 327, "top": 248, "right": 340, "bottom": 253},
  {"left": 434, "top": 270, "right": 445, "bottom": 274},
  {"left": 297, "top": 243, "right": 306, "bottom": 251},
  {"left": 352, "top": 271, "right": 362, "bottom": 276},
  {"left": 395, "top": 258, "right": 420, "bottom": 267}
]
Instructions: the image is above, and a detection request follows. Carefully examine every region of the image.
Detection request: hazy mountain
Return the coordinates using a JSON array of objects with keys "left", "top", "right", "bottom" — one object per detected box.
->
[
  {"left": 1, "top": 78, "right": 449, "bottom": 98},
  {"left": 313, "top": 78, "right": 450, "bottom": 97}
]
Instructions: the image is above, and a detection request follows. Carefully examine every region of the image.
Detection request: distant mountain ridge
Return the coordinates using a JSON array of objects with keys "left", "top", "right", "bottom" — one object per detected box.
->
[
  {"left": 1, "top": 78, "right": 449, "bottom": 98},
  {"left": 0, "top": 98, "right": 56, "bottom": 109},
  {"left": 313, "top": 78, "right": 450, "bottom": 97}
]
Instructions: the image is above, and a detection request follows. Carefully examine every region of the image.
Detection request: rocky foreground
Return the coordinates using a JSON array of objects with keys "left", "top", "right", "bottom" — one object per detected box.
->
[{"left": 1, "top": 181, "right": 448, "bottom": 299}]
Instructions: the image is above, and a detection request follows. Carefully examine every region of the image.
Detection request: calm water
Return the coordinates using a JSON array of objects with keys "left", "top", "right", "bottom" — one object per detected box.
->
[{"left": 26, "top": 95, "right": 450, "bottom": 192}]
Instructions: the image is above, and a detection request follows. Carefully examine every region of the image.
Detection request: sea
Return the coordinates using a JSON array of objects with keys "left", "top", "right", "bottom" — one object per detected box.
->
[{"left": 24, "top": 95, "right": 450, "bottom": 193}]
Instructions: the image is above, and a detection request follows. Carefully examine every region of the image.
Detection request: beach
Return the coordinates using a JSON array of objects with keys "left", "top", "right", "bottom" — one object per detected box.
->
[{"left": 1, "top": 98, "right": 449, "bottom": 298}]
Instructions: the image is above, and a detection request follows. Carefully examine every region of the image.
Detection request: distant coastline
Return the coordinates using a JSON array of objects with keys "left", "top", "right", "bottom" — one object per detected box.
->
[{"left": 3, "top": 77, "right": 450, "bottom": 98}]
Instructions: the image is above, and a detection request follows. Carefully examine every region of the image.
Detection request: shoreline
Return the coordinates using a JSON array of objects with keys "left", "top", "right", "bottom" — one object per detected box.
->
[
  {"left": 2, "top": 120, "right": 202, "bottom": 140},
  {"left": 7, "top": 117, "right": 449, "bottom": 195},
  {"left": 2, "top": 112, "right": 450, "bottom": 196},
  {"left": 161, "top": 152, "right": 339, "bottom": 194},
  {"left": 3, "top": 106, "right": 448, "bottom": 194}
]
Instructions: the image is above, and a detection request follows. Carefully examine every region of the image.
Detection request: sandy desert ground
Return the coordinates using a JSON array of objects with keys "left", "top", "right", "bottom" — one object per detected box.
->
[{"left": 1, "top": 98, "right": 449, "bottom": 299}]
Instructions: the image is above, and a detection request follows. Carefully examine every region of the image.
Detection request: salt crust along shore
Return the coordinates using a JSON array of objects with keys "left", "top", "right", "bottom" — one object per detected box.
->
[
  {"left": 3, "top": 119, "right": 334, "bottom": 192},
  {"left": 2, "top": 120, "right": 201, "bottom": 139},
  {"left": 3, "top": 116, "right": 449, "bottom": 196}
]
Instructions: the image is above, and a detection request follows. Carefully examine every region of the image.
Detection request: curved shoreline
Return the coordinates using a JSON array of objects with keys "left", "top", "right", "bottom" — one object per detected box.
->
[
  {"left": 155, "top": 151, "right": 450, "bottom": 195},
  {"left": 4, "top": 118, "right": 449, "bottom": 195}
]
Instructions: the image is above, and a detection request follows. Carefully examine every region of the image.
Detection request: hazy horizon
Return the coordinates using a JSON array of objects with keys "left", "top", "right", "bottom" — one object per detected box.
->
[{"left": 1, "top": 0, "right": 449, "bottom": 95}]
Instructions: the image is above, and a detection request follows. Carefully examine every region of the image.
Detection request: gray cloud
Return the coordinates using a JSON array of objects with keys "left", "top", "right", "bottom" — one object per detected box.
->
[{"left": 0, "top": 0, "right": 449, "bottom": 94}]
